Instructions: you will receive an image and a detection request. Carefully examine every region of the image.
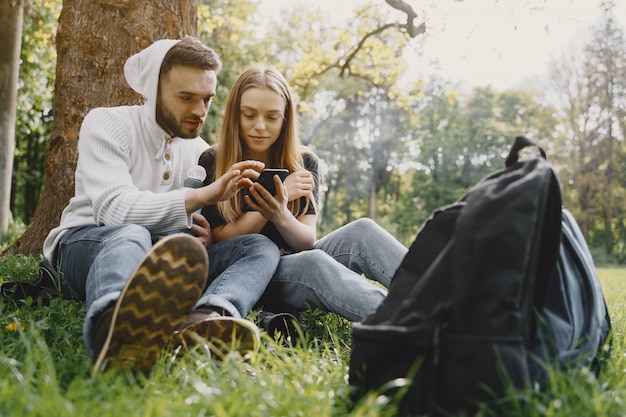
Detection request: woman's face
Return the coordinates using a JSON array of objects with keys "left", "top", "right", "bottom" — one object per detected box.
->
[{"left": 239, "top": 86, "right": 286, "bottom": 161}]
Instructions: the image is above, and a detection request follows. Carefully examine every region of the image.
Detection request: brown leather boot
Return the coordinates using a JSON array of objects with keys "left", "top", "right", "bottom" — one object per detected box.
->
[
  {"left": 172, "top": 308, "right": 260, "bottom": 359},
  {"left": 176, "top": 308, "right": 221, "bottom": 330}
]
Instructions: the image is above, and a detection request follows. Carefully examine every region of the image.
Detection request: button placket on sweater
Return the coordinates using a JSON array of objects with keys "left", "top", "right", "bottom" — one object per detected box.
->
[{"left": 161, "top": 138, "right": 174, "bottom": 184}]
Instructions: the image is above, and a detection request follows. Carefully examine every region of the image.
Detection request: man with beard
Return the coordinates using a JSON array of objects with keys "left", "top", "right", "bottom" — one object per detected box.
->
[{"left": 43, "top": 37, "right": 280, "bottom": 374}]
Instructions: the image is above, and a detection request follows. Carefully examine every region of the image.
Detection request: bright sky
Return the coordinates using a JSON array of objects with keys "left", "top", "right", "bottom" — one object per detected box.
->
[{"left": 256, "top": 0, "right": 626, "bottom": 90}]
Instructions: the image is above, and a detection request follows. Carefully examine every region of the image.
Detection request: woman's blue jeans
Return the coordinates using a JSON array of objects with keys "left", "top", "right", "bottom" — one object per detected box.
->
[{"left": 258, "top": 218, "right": 408, "bottom": 321}]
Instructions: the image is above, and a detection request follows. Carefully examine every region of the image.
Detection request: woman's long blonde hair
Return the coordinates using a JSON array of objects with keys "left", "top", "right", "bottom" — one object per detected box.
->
[{"left": 215, "top": 64, "right": 316, "bottom": 222}]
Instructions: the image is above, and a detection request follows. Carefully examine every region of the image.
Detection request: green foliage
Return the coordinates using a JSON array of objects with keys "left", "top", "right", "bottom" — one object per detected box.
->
[
  {"left": 197, "top": 0, "right": 267, "bottom": 143},
  {"left": 0, "top": 218, "right": 27, "bottom": 254},
  {"left": 14, "top": 0, "right": 626, "bottom": 258},
  {"left": 13, "top": 0, "right": 61, "bottom": 224},
  {"left": 0, "top": 251, "right": 368, "bottom": 416},
  {"left": 0, "top": 254, "right": 39, "bottom": 284},
  {"left": 262, "top": 3, "right": 423, "bottom": 232},
  {"left": 589, "top": 246, "right": 626, "bottom": 267},
  {"left": 370, "top": 79, "right": 562, "bottom": 244},
  {"left": 0, "top": 255, "right": 624, "bottom": 416}
]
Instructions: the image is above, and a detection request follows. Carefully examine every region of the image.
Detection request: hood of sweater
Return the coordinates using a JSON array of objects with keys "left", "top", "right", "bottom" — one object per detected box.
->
[{"left": 123, "top": 39, "right": 179, "bottom": 133}]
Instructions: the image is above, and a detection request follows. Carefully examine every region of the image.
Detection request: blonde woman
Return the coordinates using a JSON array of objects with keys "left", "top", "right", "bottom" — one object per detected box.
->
[{"left": 199, "top": 64, "right": 407, "bottom": 324}]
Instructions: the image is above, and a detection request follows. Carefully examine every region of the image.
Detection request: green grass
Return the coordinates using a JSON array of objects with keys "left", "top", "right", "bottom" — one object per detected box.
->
[{"left": 0, "top": 257, "right": 624, "bottom": 416}]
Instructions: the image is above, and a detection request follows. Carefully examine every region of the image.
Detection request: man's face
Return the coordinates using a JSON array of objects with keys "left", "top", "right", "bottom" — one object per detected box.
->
[{"left": 156, "top": 64, "right": 217, "bottom": 138}]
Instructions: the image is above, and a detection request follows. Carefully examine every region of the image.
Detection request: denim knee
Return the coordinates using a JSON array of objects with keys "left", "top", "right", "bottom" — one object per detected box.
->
[
  {"left": 345, "top": 218, "right": 379, "bottom": 236},
  {"left": 242, "top": 234, "right": 280, "bottom": 258}
]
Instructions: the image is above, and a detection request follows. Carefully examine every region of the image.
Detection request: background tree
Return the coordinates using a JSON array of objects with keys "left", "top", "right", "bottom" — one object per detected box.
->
[
  {"left": 260, "top": 3, "right": 424, "bottom": 232},
  {"left": 6, "top": 0, "right": 198, "bottom": 256},
  {"left": 5, "top": 0, "right": 427, "bottom": 256},
  {"left": 0, "top": 0, "right": 24, "bottom": 240},
  {"left": 197, "top": 0, "right": 264, "bottom": 141},
  {"left": 12, "top": 0, "right": 61, "bottom": 225},
  {"left": 549, "top": 13, "right": 626, "bottom": 259},
  {"left": 6, "top": 0, "right": 626, "bottom": 260},
  {"left": 389, "top": 80, "right": 559, "bottom": 244},
  {"left": 581, "top": 16, "right": 626, "bottom": 256}
]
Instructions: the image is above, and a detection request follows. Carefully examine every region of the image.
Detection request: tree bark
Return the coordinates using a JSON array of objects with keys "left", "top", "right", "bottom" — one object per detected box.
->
[
  {"left": 0, "top": 0, "right": 24, "bottom": 240},
  {"left": 5, "top": 0, "right": 197, "bottom": 256}
]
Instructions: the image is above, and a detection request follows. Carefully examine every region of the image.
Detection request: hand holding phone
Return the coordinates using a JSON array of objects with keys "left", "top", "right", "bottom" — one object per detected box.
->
[
  {"left": 245, "top": 168, "right": 289, "bottom": 210},
  {"left": 255, "top": 168, "right": 289, "bottom": 195}
]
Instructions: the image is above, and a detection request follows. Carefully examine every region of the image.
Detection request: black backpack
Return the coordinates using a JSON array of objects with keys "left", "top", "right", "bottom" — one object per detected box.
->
[{"left": 348, "top": 136, "right": 611, "bottom": 416}]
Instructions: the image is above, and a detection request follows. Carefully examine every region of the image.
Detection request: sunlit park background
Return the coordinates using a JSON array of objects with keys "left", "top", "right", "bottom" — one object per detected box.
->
[
  {"left": 0, "top": 0, "right": 625, "bottom": 415},
  {"left": 3, "top": 0, "right": 626, "bottom": 261}
]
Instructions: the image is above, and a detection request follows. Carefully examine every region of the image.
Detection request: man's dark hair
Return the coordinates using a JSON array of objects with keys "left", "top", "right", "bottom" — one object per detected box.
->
[{"left": 160, "top": 36, "right": 222, "bottom": 79}]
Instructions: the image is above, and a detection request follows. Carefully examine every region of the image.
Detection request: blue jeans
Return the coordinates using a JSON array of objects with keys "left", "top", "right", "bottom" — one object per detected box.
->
[
  {"left": 258, "top": 218, "right": 407, "bottom": 321},
  {"left": 55, "top": 224, "right": 279, "bottom": 356}
]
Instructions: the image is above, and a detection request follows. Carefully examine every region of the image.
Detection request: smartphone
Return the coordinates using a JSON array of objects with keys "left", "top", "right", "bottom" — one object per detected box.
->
[
  {"left": 245, "top": 169, "right": 289, "bottom": 210},
  {"left": 255, "top": 168, "right": 289, "bottom": 195}
]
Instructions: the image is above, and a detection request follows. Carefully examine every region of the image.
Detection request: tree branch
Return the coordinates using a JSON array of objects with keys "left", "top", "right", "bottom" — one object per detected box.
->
[
  {"left": 298, "top": 1, "right": 427, "bottom": 100},
  {"left": 385, "top": 0, "right": 426, "bottom": 38},
  {"left": 338, "top": 22, "right": 396, "bottom": 78},
  {"left": 332, "top": 1, "right": 426, "bottom": 79}
]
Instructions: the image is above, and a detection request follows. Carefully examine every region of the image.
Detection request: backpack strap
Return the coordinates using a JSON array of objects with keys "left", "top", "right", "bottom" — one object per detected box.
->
[
  {"left": 505, "top": 136, "right": 547, "bottom": 167},
  {"left": 0, "top": 259, "right": 62, "bottom": 305}
]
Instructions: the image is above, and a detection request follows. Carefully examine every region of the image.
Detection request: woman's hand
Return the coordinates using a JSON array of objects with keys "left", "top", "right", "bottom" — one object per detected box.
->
[
  {"left": 246, "top": 174, "right": 291, "bottom": 225},
  {"left": 283, "top": 171, "right": 314, "bottom": 201},
  {"left": 244, "top": 174, "right": 317, "bottom": 252}
]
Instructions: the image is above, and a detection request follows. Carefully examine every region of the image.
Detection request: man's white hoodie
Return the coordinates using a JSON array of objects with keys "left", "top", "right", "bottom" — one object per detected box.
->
[{"left": 43, "top": 39, "right": 210, "bottom": 261}]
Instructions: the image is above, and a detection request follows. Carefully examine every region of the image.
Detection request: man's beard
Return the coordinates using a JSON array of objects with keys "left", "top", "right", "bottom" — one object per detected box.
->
[{"left": 157, "top": 105, "right": 203, "bottom": 139}]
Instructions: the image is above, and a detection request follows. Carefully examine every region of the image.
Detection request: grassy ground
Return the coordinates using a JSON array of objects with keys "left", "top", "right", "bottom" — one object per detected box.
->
[{"left": 0, "top": 256, "right": 623, "bottom": 416}]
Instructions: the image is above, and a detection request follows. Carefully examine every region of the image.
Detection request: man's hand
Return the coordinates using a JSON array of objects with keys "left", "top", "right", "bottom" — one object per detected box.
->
[
  {"left": 185, "top": 160, "right": 264, "bottom": 214},
  {"left": 189, "top": 212, "right": 214, "bottom": 246},
  {"left": 213, "top": 160, "right": 264, "bottom": 202}
]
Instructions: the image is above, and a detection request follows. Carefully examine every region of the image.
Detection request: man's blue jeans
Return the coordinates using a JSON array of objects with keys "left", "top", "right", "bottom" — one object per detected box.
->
[
  {"left": 55, "top": 224, "right": 279, "bottom": 356},
  {"left": 258, "top": 218, "right": 408, "bottom": 321}
]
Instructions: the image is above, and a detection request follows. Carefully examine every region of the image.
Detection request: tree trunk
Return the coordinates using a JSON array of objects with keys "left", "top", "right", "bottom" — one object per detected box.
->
[
  {"left": 0, "top": 0, "right": 24, "bottom": 240},
  {"left": 5, "top": 0, "right": 197, "bottom": 256}
]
